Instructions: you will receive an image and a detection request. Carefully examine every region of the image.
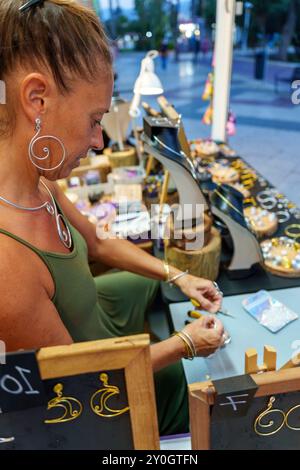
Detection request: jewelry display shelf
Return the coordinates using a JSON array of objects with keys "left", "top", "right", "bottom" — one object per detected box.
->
[{"left": 157, "top": 153, "right": 300, "bottom": 302}]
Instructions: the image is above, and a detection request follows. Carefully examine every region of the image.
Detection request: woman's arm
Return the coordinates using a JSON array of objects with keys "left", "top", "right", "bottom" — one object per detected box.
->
[
  {"left": 50, "top": 181, "right": 222, "bottom": 312},
  {"left": 0, "top": 236, "right": 73, "bottom": 352},
  {"left": 49, "top": 181, "right": 177, "bottom": 279},
  {"left": 151, "top": 316, "right": 224, "bottom": 372}
]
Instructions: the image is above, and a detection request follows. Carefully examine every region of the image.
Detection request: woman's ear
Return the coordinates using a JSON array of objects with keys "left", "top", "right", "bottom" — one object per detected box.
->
[{"left": 19, "top": 73, "right": 51, "bottom": 123}]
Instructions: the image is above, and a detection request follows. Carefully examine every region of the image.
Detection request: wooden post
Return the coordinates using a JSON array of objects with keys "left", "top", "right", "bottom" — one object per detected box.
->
[
  {"left": 159, "top": 170, "right": 170, "bottom": 216},
  {"left": 145, "top": 155, "right": 154, "bottom": 177},
  {"left": 245, "top": 346, "right": 277, "bottom": 374}
]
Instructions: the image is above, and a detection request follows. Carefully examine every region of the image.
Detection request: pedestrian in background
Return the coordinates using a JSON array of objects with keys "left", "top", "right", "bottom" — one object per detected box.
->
[{"left": 159, "top": 40, "right": 169, "bottom": 70}]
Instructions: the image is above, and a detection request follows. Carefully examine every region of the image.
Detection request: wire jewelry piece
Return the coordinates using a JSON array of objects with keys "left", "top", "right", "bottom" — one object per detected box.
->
[
  {"left": 172, "top": 331, "right": 195, "bottom": 360},
  {"left": 0, "top": 437, "right": 15, "bottom": 444},
  {"left": 213, "top": 281, "right": 223, "bottom": 296},
  {"left": 254, "top": 396, "right": 285, "bottom": 437},
  {"left": 41, "top": 180, "right": 73, "bottom": 249},
  {"left": 163, "top": 261, "right": 170, "bottom": 282},
  {"left": 284, "top": 404, "right": 300, "bottom": 431},
  {"left": 284, "top": 224, "right": 300, "bottom": 239},
  {"left": 29, "top": 118, "right": 66, "bottom": 172},
  {"left": 90, "top": 373, "right": 129, "bottom": 418},
  {"left": 44, "top": 383, "right": 83, "bottom": 424},
  {"left": 276, "top": 210, "right": 290, "bottom": 224},
  {"left": 0, "top": 178, "right": 72, "bottom": 249},
  {"left": 167, "top": 270, "right": 189, "bottom": 285}
]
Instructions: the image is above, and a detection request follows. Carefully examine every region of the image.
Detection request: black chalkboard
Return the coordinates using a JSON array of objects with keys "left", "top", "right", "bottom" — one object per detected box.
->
[
  {"left": 189, "top": 368, "right": 300, "bottom": 450},
  {"left": 0, "top": 336, "right": 159, "bottom": 450},
  {"left": 0, "top": 369, "right": 133, "bottom": 450},
  {"left": 0, "top": 351, "right": 46, "bottom": 414},
  {"left": 210, "top": 390, "right": 300, "bottom": 450},
  {"left": 0, "top": 353, "right": 133, "bottom": 450}
]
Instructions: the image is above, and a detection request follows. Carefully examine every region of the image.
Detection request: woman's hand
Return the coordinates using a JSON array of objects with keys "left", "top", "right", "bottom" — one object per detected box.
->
[
  {"left": 182, "top": 315, "right": 224, "bottom": 357},
  {"left": 150, "top": 315, "right": 225, "bottom": 371},
  {"left": 174, "top": 274, "right": 223, "bottom": 314}
]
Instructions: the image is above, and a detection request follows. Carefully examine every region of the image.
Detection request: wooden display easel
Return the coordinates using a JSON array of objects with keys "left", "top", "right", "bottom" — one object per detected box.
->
[
  {"left": 189, "top": 367, "right": 300, "bottom": 450},
  {"left": 1, "top": 335, "right": 159, "bottom": 450}
]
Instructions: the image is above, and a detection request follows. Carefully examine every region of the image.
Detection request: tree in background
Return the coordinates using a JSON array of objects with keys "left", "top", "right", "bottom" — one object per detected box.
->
[
  {"left": 108, "top": 0, "right": 117, "bottom": 38},
  {"left": 278, "top": 0, "right": 300, "bottom": 61},
  {"left": 101, "top": 0, "right": 299, "bottom": 60},
  {"left": 202, "top": 0, "right": 299, "bottom": 61},
  {"left": 134, "top": 0, "right": 169, "bottom": 50},
  {"left": 169, "top": 0, "right": 180, "bottom": 60}
]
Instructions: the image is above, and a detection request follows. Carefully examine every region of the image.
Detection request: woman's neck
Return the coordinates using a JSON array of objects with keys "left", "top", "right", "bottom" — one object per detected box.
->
[{"left": 0, "top": 138, "right": 43, "bottom": 205}]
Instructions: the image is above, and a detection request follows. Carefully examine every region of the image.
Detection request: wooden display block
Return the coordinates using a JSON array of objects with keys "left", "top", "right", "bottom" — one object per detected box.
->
[
  {"left": 103, "top": 146, "right": 137, "bottom": 168},
  {"left": 165, "top": 226, "right": 221, "bottom": 281},
  {"left": 167, "top": 212, "right": 213, "bottom": 250},
  {"left": 245, "top": 346, "right": 277, "bottom": 374}
]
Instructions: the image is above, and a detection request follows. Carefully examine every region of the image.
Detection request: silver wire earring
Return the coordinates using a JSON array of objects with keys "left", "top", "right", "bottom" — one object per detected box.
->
[{"left": 29, "top": 118, "right": 66, "bottom": 171}]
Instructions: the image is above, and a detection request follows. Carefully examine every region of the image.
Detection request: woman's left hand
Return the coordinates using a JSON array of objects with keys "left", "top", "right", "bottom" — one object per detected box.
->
[{"left": 174, "top": 274, "right": 222, "bottom": 314}]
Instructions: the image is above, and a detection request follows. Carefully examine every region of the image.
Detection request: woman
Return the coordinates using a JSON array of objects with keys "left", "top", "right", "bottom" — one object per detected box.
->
[{"left": 0, "top": 0, "right": 224, "bottom": 435}]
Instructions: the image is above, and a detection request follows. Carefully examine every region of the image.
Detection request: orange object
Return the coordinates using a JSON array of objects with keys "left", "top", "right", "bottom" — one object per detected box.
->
[
  {"left": 191, "top": 298, "right": 201, "bottom": 308},
  {"left": 187, "top": 310, "right": 204, "bottom": 319}
]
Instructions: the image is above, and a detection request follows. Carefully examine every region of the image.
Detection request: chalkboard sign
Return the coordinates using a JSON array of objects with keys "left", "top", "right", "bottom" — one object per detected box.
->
[
  {"left": 189, "top": 367, "right": 300, "bottom": 450},
  {"left": 0, "top": 334, "right": 159, "bottom": 450},
  {"left": 0, "top": 350, "right": 46, "bottom": 414}
]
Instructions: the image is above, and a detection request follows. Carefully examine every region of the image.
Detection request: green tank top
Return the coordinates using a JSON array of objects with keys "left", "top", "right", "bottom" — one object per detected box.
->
[{"left": 0, "top": 203, "right": 108, "bottom": 342}]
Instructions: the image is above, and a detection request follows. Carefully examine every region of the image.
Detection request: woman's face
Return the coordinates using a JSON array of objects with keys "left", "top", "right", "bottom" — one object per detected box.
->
[
  {"left": 13, "top": 65, "right": 114, "bottom": 180},
  {"left": 44, "top": 71, "right": 113, "bottom": 180}
]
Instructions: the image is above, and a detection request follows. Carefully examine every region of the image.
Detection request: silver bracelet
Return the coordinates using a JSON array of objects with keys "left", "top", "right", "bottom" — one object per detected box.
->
[{"left": 167, "top": 270, "right": 189, "bottom": 285}]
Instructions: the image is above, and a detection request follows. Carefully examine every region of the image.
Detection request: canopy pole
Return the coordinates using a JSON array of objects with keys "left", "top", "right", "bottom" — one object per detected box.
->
[{"left": 211, "top": 0, "right": 236, "bottom": 143}]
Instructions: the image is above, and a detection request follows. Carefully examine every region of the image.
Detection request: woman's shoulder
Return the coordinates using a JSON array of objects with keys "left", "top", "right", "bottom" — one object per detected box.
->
[
  {"left": 0, "top": 235, "right": 62, "bottom": 351},
  {"left": 0, "top": 233, "right": 54, "bottom": 298}
]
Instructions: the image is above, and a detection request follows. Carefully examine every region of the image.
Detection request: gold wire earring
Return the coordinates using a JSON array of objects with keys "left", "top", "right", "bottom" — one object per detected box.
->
[
  {"left": 90, "top": 373, "right": 129, "bottom": 418},
  {"left": 44, "top": 383, "right": 83, "bottom": 424},
  {"left": 285, "top": 404, "right": 300, "bottom": 431},
  {"left": 254, "top": 396, "right": 285, "bottom": 437}
]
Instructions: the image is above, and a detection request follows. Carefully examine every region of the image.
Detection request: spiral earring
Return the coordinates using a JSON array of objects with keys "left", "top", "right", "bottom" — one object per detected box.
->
[
  {"left": 44, "top": 383, "right": 83, "bottom": 425},
  {"left": 29, "top": 118, "right": 66, "bottom": 171},
  {"left": 254, "top": 396, "right": 286, "bottom": 437}
]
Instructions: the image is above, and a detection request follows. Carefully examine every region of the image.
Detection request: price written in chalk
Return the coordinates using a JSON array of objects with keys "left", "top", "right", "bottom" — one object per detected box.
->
[
  {"left": 0, "top": 351, "right": 46, "bottom": 413},
  {"left": 1, "top": 366, "right": 40, "bottom": 396}
]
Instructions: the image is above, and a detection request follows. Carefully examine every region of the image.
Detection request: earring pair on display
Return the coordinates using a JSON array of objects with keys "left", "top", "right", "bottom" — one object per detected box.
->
[{"left": 45, "top": 373, "right": 129, "bottom": 424}]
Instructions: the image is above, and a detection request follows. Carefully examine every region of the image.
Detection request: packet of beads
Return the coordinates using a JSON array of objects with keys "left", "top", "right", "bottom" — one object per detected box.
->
[{"left": 242, "top": 290, "right": 298, "bottom": 333}]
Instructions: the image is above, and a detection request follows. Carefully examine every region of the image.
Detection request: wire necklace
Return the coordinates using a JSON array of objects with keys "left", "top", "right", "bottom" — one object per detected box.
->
[{"left": 0, "top": 179, "right": 72, "bottom": 249}]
